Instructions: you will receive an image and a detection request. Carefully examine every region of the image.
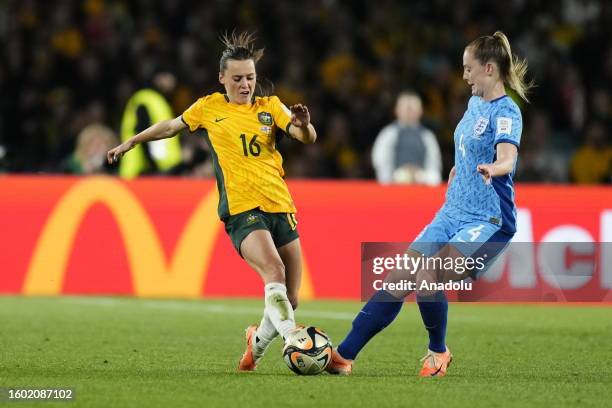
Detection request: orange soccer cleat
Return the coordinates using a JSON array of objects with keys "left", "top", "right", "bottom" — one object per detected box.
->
[
  {"left": 419, "top": 347, "right": 453, "bottom": 377},
  {"left": 238, "top": 325, "right": 259, "bottom": 372},
  {"left": 325, "top": 348, "right": 353, "bottom": 375}
]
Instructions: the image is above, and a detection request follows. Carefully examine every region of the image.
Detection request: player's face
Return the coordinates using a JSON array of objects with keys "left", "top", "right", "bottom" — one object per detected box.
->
[
  {"left": 462, "top": 48, "right": 488, "bottom": 97},
  {"left": 219, "top": 59, "right": 257, "bottom": 104}
]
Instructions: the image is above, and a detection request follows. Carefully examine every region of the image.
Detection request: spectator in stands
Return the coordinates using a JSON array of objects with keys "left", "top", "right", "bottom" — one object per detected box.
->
[
  {"left": 570, "top": 121, "right": 611, "bottom": 184},
  {"left": 65, "top": 123, "right": 117, "bottom": 174},
  {"left": 371, "top": 91, "right": 442, "bottom": 185},
  {"left": 1, "top": 1, "right": 609, "bottom": 183},
  {"left": 118, "top": 71, "right": 182, "bottom": 178},
  {"left": 517, "top": 111, "right": 570, "bottom": 182}
]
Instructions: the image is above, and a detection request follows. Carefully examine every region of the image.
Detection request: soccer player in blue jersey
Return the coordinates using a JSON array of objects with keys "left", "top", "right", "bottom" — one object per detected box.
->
[{"left": 327, "top": 31, "right": 533, "bottom": 377}]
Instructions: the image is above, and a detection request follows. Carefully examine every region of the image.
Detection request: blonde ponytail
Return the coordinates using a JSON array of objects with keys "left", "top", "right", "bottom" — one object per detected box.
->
[
  {"left": 468, "top": 31, "right": 535, "bottom": 102},
  {"left": 492, "top": 31, "right": 533, "bottom": 102}
]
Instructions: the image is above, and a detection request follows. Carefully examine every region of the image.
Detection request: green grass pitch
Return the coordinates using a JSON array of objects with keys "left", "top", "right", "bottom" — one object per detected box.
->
[{"left": 1, "top": 297, "right": 611, "bottom": 407}]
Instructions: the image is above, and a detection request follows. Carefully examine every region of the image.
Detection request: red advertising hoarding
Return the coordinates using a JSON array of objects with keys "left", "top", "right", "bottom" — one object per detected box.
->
[{"left": 1, "top": 176, "right": 610, "bottom": 301}]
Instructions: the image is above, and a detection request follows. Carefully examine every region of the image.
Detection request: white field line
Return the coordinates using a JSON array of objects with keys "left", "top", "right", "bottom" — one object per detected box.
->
[{"left": 57, "top": 297, "right": 355, "bottom": 321}]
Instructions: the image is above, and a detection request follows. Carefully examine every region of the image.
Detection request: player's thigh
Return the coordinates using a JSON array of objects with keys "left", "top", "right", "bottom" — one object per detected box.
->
[
  {"left": 224, "top": 209, "right": 286, "bottom": 283},
  {"left": 409, "top": 211, "right": 457, "bottom": 257},
  {"left": 277, "top": 238, "right": 302, "bottom": 309},
  {"left": 240, "top": 229, "right": 286, "bottom": 283},
  {"left": 224, "top": 209, "right": 269, "bottom": 254},
  {"left": 383, "top": 213, "right": 456, "bottom": 298},
  {"left": 270, "top": 213, "right": 299, "bottom": 250}
]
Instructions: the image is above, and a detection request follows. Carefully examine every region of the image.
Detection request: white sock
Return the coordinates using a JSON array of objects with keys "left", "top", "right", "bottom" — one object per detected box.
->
[
  {"left": 253, "top": 310, "right": 278, "bottom": 357},
  {"left": 264, "top": 282, "right": 296, "bottom": 340}
]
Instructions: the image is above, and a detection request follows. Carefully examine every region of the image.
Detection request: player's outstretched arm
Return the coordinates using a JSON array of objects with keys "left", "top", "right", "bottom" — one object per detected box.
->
[
  {"left": 476, "top": 142, "right": 518, "bottom": 184},
  {"left": 107, "top": 116, "right": 187, "bottom": 164},
  {"left": 287, "top": 104, "right": 317, "bottom": 144}
]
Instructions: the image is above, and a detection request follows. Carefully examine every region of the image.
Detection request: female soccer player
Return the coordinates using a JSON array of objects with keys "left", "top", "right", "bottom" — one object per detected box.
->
[
  {"left": 327, "top": 31, "right": 532, "bottom": 377},
  {"left": 107, "top": 32, "right": 317, "bottom": 371}
]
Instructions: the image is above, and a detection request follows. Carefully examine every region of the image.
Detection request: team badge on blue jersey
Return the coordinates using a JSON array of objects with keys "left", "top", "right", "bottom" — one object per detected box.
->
[
  {"left": 473, "top": 117, "right": 489, "bottom": 137},
  {"left": 258, "top": 112, "right": 273, "bottom": 125},
  {"left": 496, "top": 117, "right": 512, "bottom": 135}
]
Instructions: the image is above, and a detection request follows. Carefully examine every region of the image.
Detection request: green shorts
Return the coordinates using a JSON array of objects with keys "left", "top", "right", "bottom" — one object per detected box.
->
[{"left": 223, "top": 208, "right": 299, "bottom": 255}]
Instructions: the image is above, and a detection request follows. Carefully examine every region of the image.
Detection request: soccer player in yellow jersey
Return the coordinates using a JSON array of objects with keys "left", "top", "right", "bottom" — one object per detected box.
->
[{"left": 107, "top": 32, "right": 317, "bottom": 371}]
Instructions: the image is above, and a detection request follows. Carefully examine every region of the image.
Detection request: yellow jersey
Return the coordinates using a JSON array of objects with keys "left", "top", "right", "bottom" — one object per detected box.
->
[{"left": 181, "top": 92, "right": 296, "bottom": 219}]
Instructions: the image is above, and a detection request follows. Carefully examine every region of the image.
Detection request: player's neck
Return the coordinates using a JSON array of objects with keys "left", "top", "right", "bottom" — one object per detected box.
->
[
  {"left": 482, "top": 82, "right": 506, "bottom": 102},
  {"left": 223, "top": 93, "right": 254, "bottom": 106}
]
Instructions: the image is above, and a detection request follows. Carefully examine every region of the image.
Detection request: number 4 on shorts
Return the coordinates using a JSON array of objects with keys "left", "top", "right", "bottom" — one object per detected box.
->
[{"left": 455, "top": 224, "right": 485, "bottom": 242}]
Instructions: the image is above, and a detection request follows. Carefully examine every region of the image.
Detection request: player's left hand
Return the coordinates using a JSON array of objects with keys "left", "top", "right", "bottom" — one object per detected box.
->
[
  {"left": 290, "top": 104, "right": 310, "bottom": 128},
  {"left": 477, "top": 163, "right": 495, "bottom": 185}
]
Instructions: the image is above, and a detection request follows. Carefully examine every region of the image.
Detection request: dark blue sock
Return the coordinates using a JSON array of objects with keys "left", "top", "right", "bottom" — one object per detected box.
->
[
  {"left": 416, "top": 291, "right": 448, "bottom": 353},
  {"left": 337, "top": 290, "right": 403, "bottom": 360}
]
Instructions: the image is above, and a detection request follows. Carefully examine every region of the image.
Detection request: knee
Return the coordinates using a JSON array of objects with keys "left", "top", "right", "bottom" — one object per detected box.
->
[
  {"left": 261, "top": 260, "right": 286, "bottom": 283},
  {"left": 416, "top": 290, "right": 447, "bottom": 303}
]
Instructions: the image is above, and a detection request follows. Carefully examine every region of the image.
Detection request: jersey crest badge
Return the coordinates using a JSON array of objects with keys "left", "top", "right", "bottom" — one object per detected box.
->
[
  {"left": 258, "top": 112, "right": 273, "bottom": 126},
  {"left": 496, "top": 117, "right": 512, "bottom": 135},
  {"left": 473, "top": 117, "right": 489, "bottom": 138}
]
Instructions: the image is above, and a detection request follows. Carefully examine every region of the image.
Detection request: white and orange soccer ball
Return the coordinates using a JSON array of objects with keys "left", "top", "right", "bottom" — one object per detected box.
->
[{"left": 282, "top": 326, "right": 332, "bottom": 375}]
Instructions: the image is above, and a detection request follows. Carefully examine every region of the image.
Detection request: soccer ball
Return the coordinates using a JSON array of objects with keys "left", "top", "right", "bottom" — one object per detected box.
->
[{"left": 282, "top": 326, "right": 332, "bottom": 375}]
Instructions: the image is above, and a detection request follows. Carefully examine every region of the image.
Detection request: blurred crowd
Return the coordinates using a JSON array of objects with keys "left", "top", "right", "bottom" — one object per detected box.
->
[{"left": 1, "top": 0, "right": 610, "bottom": 183}]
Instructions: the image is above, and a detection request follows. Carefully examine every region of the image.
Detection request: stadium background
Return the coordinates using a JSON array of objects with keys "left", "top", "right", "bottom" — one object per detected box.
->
[
  {"left": 0, "top": 0, "right": 609, "bottom": 299},
  {"left": 1, "top": 2, "right": 611, "bottom": 407},
  {"left": 1, "top": 0, "right": 610, "bottom": 181}
]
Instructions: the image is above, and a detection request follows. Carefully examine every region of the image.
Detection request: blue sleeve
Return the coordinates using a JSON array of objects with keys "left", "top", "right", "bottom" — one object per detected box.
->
[{"left": 492, "top": 102, "right": 522, "bottom": 149}]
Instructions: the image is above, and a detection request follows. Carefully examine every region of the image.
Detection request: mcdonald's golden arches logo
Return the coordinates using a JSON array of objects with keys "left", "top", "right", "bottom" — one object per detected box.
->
[{"left": 23, "top": 178, "right": 314, "bottom": 299}]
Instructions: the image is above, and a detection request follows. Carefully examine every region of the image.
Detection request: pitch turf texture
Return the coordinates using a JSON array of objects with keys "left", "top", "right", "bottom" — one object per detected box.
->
[{"left": 1, "top": 297, "right": 611, "bottom": 408}]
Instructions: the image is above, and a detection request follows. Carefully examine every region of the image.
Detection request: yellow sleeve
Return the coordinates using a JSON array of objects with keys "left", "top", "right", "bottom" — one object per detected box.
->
[
  {"left": 270, "top": 96, "right": 292, "bottom": 133},
  {"left": 181, "top": 97, "right": 207, "bottom": 132}
]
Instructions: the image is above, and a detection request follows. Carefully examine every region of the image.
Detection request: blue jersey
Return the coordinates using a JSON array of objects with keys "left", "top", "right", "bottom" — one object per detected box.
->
[{"left": 442, "top": 95, "right": 522, "bottom": 233}]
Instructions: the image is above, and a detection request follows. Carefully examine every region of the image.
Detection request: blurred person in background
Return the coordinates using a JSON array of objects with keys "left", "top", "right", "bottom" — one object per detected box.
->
[
  {"left": 168, "top": 132, "right": 214, "bottom": 178},
  {"left": 517, "top": 110, "right": 570, "bottom": 182},
  {"left": 371, "top": 91, "right": 442, "bottom": 185},
  {"left": 118, "top": 71, "right": 182, "bottom": 178},
  {"left": 323, "top": 113, "right": 362, "bottom": 178},
  {"left": 570, "top": 121, "right": 611, "bottom": 183},
  {"left": 64, "top": 123, "right": 117, "bottom": 174}
]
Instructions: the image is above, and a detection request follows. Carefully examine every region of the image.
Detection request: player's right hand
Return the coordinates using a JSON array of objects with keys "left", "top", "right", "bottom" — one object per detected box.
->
[
  {"left": 476, "top": 163, "right": 495, "bottom": 185},
  {"left": 107, "top": 141, "right": 134, "bottom": 164}
]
